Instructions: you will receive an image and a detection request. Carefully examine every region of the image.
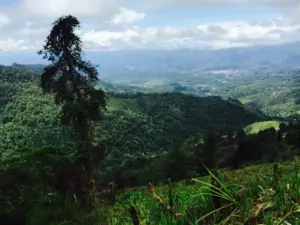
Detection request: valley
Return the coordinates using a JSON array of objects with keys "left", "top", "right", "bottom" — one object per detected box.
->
[
  {"left": 10, "top": 42, "right": 300, "bottom": 119},
  {"left": 2, "top": 12, "right": 300, "bottom": 224}
]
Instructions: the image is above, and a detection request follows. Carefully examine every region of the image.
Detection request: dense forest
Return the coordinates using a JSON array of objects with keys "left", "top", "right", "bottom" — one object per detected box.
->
[
  {"left": 0, "top": 63, "right": 269, "bottom": 184},
  {"left": 1, "top": 15, "right": 300, "bottom": 225}
]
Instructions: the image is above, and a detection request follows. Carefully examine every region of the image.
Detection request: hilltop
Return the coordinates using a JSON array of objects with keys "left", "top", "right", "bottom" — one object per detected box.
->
[{"left": 244, "top": 121, "right": 282, "bottom": 135}]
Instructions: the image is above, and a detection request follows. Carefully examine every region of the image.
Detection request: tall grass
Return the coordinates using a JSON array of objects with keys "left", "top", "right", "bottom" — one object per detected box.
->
[{"left": 108, "top": 160, "right": 300, "bottom": 224}]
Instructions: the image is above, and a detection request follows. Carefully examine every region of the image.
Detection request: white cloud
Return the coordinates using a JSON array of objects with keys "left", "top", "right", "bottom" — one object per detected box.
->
[
  {"left": 0, "top": 13, "right": 10, "bottom": 28},
  {"left": 0, "top": 38, "right": 31, "bottom": 52},
  {"left": 110, "top": 7, "right": 145, "bottom": 24},
  {"left": 80, "top": 20, "right": 300, "bottom": 51},
  {"left": 153, "top": 0, "right": 300, "bottom": 25},
  {"left": 25, "top": 21, "right": 34, "bottom": 27},
  {"left": 154, "top": 0, "right": 296, "bottom": 6},
  {"left": 82, "top": 29, "right": 139, "bottom": 48},
  {"left": 0, "top": 0, "right": 300, "bottom": 52},
  {"left": 0, "top": 0, "right": 125, "bottom": 52},
  {"left": 19, "top": 0, "right": 119, "bottom": 19},
  {"left": 3, "top": 18, "right": 300, "bottom": 52}
]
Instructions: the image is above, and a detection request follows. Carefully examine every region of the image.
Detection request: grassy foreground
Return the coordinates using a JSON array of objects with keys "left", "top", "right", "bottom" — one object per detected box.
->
[{"left": 107, "top": 160, "right": 300, "bottom": 225}]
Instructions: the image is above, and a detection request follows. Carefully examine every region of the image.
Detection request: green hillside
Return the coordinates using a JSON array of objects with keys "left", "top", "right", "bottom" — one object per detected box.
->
[
  {"left": 94, "top": 93, "right": 269, "bottom": 170},
  {"left": 244, "top": 121, "right": 282, "bottom": 135},
  {"left": 102, "top": 69, "right": 300, "bottom": 119},
  {"left": 0, "top": 65, "right": 38, "bottom": 112},
  {"left": 5, "top": 63, "right": 300, "bottom": 119},
  {"left": 0, "top": 65, "right": 269, "bottom": 168},
  {"left": 0, "top": 86, "right": 268, "bottom": 163}
]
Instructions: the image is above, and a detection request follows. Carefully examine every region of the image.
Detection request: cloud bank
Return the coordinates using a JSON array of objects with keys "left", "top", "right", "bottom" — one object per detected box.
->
[{"left": 0, "top": 0, "right": 299, "bottom": 52}]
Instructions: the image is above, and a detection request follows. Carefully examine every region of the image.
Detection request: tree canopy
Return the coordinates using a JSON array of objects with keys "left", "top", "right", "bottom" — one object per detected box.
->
[{"left": 38, "top": 15, "right": 106, "bottom": 141}]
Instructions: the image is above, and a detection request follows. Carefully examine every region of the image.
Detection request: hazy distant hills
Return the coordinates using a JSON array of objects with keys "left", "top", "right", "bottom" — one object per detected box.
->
[
  {"left": 0, "top": 42, "right": 300, "bottom": 78},
  {"left": 6, "top": 41, "right": 300, "bottom": 87},
  {"left": 85, "top": 41, "right": 300, "bottom": 85},
  {"left": 5, "top": 41, "right": 300, "bottom": 117}
]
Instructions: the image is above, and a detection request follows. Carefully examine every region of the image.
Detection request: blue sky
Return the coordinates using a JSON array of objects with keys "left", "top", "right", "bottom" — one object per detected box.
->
[
  {"left": 139, "top": 4, "right": 281, "bottom": 27},
  {"left": 1, "top": 0, "right": 18, "bottom": 6},
  {"left": 0, "top": 0, "right": 298, "bottom": 64}
]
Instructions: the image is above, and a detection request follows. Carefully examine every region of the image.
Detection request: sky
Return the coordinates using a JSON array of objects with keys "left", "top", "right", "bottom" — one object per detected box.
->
[{"left": 0, "top": 0, "right": 300, "bottom": 58}]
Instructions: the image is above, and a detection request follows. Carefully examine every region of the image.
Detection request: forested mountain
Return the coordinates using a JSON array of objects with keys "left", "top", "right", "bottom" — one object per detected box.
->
[
  {"left": 0, "top": 65, "right": 39, "bottom": 113},
  {"left": 11, "top": 63, "right": 45, "bottom": 73},
  {"left": 0, "top": 65, "right": 268, "bottom": 167},
  {"left": 8, "top": 62, "right": 300, "bottom": 118}
]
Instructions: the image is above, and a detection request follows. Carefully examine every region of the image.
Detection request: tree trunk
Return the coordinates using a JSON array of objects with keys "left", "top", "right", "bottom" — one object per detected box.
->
[{"left": 75, "top": 119, "right": 95, "bottom": 207}]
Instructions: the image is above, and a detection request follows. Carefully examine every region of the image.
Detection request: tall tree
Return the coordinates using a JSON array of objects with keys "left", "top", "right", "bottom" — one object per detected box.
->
[{"left": 38, "top": 15, "right": 106, "bottom": 199}]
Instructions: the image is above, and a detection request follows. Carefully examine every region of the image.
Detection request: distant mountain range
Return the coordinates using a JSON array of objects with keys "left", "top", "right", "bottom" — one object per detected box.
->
[
  {"left": 7, "top": 39, "right": 300, "bottom": 118},
  {"left": 4, "top": 55, "right": 300, "bottom": 118},
  {"left": 5, "top": 41, "right": 300, "bottom": 88}
]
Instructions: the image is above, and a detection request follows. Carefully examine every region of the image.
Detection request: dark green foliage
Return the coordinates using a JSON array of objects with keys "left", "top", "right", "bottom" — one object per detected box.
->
[
  {"left": 0, "top": 67, "right": 270, "bottom": 187},
  {"left": 135, "top": 93, "right": 267, "bottom": 134},
  {"left": 279, "top": 122, "right": 287, "bottom": 132},
  {"left": 135, "top": 149, "right": 195, "bottom": 185},
  {"left": 0, "top": 146, "right": 105, "bottom": 225},
  {"left": 11, "top": 63, "right": 45, "bottom": 73},
  {"left": 0, "top": 88, "right": 75, "bottom": 161},
  {"left": 164, "top": 149, "right": 190, "bottom": 181},
  {"left": 38, "top": 15, "right": 106, "bottom": 140},
  {"left": 202, "top": 132, "right": 217, "bottom": 169},
  {"left": 276, "top": 130, "right": 283, "bottom": 142},
  {"left": 38, "top": 15, "right": 107, "bottom": 203},
  {"left": 258, "top": 127, "right": 277, "bottom": 141},
  {"left": 233, "top": 139, "right": 263, "bottom": 169},
  {"left": 0, "top": 65, "right": 39, "bottom": 113},
  {"left": 0, "top": 65, "right": 38, "bottom": 83},
  {"left": 94, "top": 93, "right": 267, "bottom": 182},
  {"left": 236, "top": 129, "right": 246, "bottom": 142}
]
